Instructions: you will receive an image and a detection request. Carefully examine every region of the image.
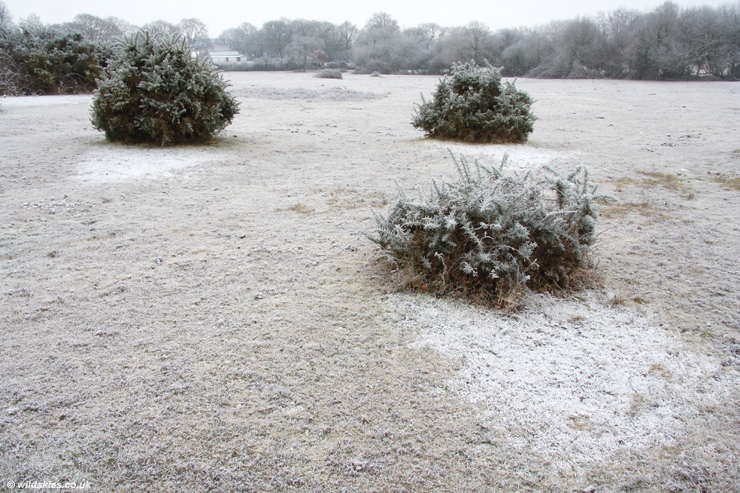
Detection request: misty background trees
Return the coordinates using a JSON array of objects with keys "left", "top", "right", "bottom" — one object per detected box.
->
[
  {"left": 1, "top": 0, "right": 739, "bottom": 95},
  {"left": 211, "top": 1, "right": 740, "bottom": 79}
]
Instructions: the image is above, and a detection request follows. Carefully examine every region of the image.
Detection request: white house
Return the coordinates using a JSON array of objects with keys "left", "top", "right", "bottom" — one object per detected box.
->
[{"left": 208, "top": 51, "right": 244, "bottom": 64}]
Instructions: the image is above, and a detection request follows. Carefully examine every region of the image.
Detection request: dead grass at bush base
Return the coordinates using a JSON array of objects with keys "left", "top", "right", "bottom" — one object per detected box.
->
[{"left": 368, "top": 251, "right": 601, "bottom": 312}]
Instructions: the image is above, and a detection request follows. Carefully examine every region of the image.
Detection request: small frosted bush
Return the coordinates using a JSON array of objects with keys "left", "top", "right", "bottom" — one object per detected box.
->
[
  {"left": 91, "top": 31, "right": 239, "bottom": 146},
  {"left": 369, "top": 153, "right": 606, "bottom": 304},
  {"left": 412, "top": 61, "right": 535, "bottom": 143},
  {"left": 315, "top": 69, "right": 342, "bottom": 79}
]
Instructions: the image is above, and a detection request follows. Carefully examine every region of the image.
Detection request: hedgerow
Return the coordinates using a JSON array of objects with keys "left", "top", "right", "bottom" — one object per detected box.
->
[{"left": 0, "top": 30, "right": 101, "bottom": 95}]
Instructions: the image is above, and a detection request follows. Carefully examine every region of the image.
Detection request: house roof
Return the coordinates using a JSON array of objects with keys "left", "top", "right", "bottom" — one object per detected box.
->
[{"left": 208, "top": 51, "right": 242, "bottom": 57}]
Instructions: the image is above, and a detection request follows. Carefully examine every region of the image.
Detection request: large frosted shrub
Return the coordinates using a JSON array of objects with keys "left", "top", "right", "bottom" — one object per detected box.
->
[
  {"left": 369, "top": 153, "right": 605, "bottom": 304},
  {"left": 412, "top": 61, "right": 535, "bottom": 143},
  {"left": 91, "top": 32, "right": 239, "bottom": 145}
]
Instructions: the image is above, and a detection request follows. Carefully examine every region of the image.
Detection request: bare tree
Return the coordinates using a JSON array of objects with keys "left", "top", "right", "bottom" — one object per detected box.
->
[
  {"left": 354, "top": 12, "right": 406, "bottom": 72},
  {"left": 289, "top": 34, "right": 321, "bottom": 70},
  {"left": 437, "top": 22, "right": 495, "bottom": 68},
  {"left": 365, "top": 12, "right": 399, "bottom": 32},
  {"left": 286, "top": 20, "right": 320, "bottom": 69},
  {"left": 0, "top": 2, "right": 18, "bottom": 95},
  {"left": 18, "top": 14, "right": 54, "bottom": 39},
  {"left": 0, "top": 1, "right": 12, "bottom": 30},
  {"left": 679, "top": 6, "right": 729, "bottom": 77},
  {"left": 217, "top": 22, "right": 257, "bottom": 57},
  {"left": 336, "top": 21, "right": 358, "bottom": 56},
  {"left": 720, "top": 2, "right": 740, "bottom": 79},
  {"left": 260, "top": 19, "right": 292, "bottom": 58},
  {"left": 63, "top": 14, "right": 126, "bottom": 45},
  {"left": 625, "top": 1, "right": 690, "bottom": 79},
  {"left": 497, "top": 28, "right": 539, "bottom": 76},
  {"left": 601, "top": 8, "right": 640, "bottom": 53},
  {"left": 404, "top": 23, "right": 446, "bottom": 49},
  {"left": 463, "top": 21, "right": 494, "bottom": 65},
  {"left": 558, "top": 17, "right": 604, "bottom": 76},
  {"left": 142, "top": 20, "right": 179, "bottom": 37},
  {"left": 177, "top": 18, "right": 209, "bottom": 53}
]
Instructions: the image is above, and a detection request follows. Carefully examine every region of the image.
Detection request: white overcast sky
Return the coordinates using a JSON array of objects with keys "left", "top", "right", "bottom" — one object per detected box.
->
[{"left": 2, "top": 0, "right": 734, "bottom": 36}]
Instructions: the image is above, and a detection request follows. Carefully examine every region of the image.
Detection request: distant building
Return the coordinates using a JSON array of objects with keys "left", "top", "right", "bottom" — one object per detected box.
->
[{"left": 208, "top": 51, "right": 243, "bottom": 64}]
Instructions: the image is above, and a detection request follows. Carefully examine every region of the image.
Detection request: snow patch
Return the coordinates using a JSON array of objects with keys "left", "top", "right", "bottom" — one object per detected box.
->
[
  {"left": 73, "top": 146, "right": 220, "bottom": 184},
  {"left": 440, "top": 143, "right": 574, "bottom": 172},
  {"left": 1, "top": 95, "right": 92, "bottom": 107},
  {"left": 404, "top": 292, "right": 732, "bottom": 464}
]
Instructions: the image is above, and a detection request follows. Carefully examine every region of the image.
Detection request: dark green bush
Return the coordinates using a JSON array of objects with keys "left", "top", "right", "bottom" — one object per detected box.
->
[
  {"left": 91, "top": 31, "right": 239, "bottom": 146},
  {"left": 0, "top": 29, "right": 101, "bottom": 95},
  {"left": 412, "top": 61, "right": 536, "bottom": 143},
  {"left": 369, "top": 153, "right": 606, "bottom": 304}
]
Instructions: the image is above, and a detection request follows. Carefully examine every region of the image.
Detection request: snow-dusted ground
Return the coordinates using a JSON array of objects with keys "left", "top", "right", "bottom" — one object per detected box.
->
[
  {"left": 408, "top": 292, "right": 732, "bottom": 464},
  {"left": 74, "top": 146, "right": 229, "bottom": 183},
  {"left": 1, "top": 94, "right": 92, "bottom": 107},
  {"left": 1, "top": 73, "right": 739, "bottom": 491}
]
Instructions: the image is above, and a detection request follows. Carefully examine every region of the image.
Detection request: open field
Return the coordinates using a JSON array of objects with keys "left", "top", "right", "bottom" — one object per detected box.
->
[{"left": 1, "top": 72, "right": 739, "bottom": 491}]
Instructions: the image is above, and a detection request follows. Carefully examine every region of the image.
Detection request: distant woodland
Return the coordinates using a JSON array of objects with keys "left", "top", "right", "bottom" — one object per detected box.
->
[{"left": 1, "top": 1, "right": 739, "bottom": 95}]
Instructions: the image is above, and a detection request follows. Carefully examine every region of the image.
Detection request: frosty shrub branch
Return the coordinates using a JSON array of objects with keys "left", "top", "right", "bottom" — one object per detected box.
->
[
  {"left": 412, "top": 61, "right": 536, "bottom": 143},
  {"left": 369, "top": 153, "right": 608, "bottom": 304},
  {"left": 90, "top": 32, "right": 239, "bottom": 146}
]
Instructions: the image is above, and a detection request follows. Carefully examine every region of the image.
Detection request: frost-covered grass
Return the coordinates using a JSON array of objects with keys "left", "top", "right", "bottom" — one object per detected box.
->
[{"left": 1, "top": 72, "right": 739, "bottom": 491}]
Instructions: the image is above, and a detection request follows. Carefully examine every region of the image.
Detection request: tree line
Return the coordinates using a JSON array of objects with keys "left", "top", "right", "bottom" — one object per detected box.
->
[
  {"left": 1, "top": 1, "right": 739, "bottom": 95},
  {"left": 208, "top": 4, "right": 740, "bottom": 80}
]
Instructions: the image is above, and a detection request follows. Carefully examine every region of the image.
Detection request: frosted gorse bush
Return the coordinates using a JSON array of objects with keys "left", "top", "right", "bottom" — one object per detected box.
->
[
  {"left": 91, "top": 31, "right": 239, "bottom": 146},
  {"left": 369, "top": 152, "right": 607, "bottom": 304},
  {"left": 412, "top": 61, "right": 535, "bottom": 143}
]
